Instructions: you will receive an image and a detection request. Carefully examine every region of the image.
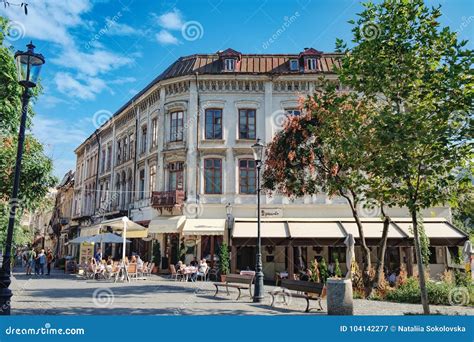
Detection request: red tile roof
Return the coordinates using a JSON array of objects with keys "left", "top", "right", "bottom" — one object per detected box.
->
[{"left": 156, "top": 52, "right": 341, "bottom": 81}]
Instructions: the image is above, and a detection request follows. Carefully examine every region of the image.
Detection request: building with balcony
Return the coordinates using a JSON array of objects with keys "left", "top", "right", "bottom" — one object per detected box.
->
[{"left": 72, "top": 48, "right": 467, "bottom": 279}]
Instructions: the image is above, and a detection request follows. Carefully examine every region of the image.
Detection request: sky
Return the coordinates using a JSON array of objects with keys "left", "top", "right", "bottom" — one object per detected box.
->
[{"left": 0, "top": 0, "right": 473, "bottom": 180}]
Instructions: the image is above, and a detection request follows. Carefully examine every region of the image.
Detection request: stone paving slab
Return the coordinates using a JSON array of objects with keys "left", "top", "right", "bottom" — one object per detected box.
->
[{"left": 9, "top": 270, "right": 474, "bottom": 316}]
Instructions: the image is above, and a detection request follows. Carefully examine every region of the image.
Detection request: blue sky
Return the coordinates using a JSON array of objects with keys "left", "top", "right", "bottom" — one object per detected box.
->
[{"left": 1, "top": 0, "right": 473, "bottom": 180}]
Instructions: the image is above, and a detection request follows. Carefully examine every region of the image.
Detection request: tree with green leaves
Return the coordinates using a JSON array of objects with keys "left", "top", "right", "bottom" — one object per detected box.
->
[
  {"left": 263, "top": 83, "right": 388, "bottom": 295},
  {"left": 218, "top": 243, "right": 230, "bottom": 276},
  {"left": 0, "top": 16, "right": 56, "bottom": 248},
  {"left": 336, "top": 0, "right": 473, "bottom": 314}
]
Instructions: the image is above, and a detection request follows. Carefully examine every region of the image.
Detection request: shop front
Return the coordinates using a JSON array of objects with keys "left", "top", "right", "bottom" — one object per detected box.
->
[
  {"left": 230, "top": 218, "right": 467, "bottom": 281},
  {"left": 148, "top": 216, "right": 186, "bottom": 269}
]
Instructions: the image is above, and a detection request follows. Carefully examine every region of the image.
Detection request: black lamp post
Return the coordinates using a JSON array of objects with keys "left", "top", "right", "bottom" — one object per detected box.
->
[
  {"left": 0, "top": 42, "right": 45, "bottom": 315},
  {"left": 251, "top": 138, "right": 265, "bottom": 303},
  {"left": 225, "top": 202, "right": 232, "bottom": 244}
]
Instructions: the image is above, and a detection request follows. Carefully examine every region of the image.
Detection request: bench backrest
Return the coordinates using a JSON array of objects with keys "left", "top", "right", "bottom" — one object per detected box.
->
[
  {"left": 225, "top": 273, "right": 254, "bottom": 285},
  {"left": 280, "top": 279, "right": 324, "bottom": 294}
]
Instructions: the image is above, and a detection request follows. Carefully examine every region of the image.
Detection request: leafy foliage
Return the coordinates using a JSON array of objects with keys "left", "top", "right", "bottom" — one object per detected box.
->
[
  {"left": 0, "top": 16, "right": 56, "bottom": 248},
  {"left": 218, "top": 243, "right": 230, "bottom": 275},
  {"left": 318, "top": 257, "right": 329, "bottom": 284},
  {"left": 334, "top": 258, "right": 342, "bottom": 278}
]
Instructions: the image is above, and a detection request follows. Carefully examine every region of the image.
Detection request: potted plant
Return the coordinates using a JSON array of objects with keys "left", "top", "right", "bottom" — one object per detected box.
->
[
  {"left": 326, "top": 258, "right": 353, "bottom": 315},
  {"left": 152, "top": 241, "right": 161, "bottom": 274},
  {"left": 219, "top": 243, "right": 230, "bottom": 282}
]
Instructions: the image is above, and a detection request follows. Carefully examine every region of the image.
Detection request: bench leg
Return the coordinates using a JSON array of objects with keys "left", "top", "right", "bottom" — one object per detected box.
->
[
  {"left": 226, "top": 286, "right": 230, "bottom": 296},
  {"left": 318, "top": 298, "right": 323, "bottom": 311},
  {"left": 214, "top": 285, "right": 219, "bottom": 297},
  {"left": 305, "top": 298, "right": 310, "bottom": 313},
  {"left": 270, "top": 294, "right": 275, "bottom": 307},
  {"left": 236, "top": 288, "right": 241, "bottom": 301}
]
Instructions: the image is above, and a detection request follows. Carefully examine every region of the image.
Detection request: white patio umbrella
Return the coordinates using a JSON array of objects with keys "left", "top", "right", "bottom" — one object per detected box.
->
[{"left": 344, "top": 233, "right": 355, "bottom": 280}]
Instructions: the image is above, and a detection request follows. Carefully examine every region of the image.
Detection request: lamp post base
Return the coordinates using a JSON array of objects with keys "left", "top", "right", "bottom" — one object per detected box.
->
[
  {"left": 253, "top": 253, "right": 265, "bottom": 303},
  {"left": 0, "top": 269, "right": 12, "bottom": 315}
]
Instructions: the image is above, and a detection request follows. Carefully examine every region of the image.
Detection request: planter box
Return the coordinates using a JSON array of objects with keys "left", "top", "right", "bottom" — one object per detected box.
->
[{"left": 326, "top": 278, "right": 353, "bottom": 315}]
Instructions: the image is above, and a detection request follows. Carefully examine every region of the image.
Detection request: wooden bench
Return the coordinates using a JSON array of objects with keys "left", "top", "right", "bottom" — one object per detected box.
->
[
  {"left": 213, "top": 274, "right": 254, "bottom": 300},
  {"left": 270, "top": 279, "right": 324, "bottom": 312}
]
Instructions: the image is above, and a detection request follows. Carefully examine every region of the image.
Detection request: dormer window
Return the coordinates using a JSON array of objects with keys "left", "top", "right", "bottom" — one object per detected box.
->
[
  {"left": 224, "top": 58, "right": 236, "bottom": 71},
  {"left": 307, "top": 58, "right": 317, "bottom": 71},
  {"left": 289, "top": 59, "right": 299, "bottom": 71}
]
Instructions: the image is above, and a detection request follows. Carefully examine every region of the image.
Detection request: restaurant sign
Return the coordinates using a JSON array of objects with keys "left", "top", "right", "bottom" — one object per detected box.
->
[{"left": 259, "top": 208, "right": 283, "bottom": 218}]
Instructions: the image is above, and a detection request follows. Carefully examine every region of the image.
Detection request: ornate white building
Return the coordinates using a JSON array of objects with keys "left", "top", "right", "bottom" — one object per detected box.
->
[{"left": 72, "top": 48, "right": 466, "bottom": 280}]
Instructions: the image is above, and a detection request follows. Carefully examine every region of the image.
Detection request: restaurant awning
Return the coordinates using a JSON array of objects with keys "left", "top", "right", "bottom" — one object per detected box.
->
[
  {"left": 231, "top": 217, "right": 466, "bottom": 245},
  {"left": 148, "top": 216, "right": 186, "bottom": 234},
  {"left": 341, "top": 221, "right": 407, "bottom": 239},
  {"left": 182, "top": 219, "right": 226, "bottom": 236},
  {"left": 287, "top": 221, "right": 346, "bottom": 238},
  {"left": 232, "top": 220, "right": 289, "bottom": 238},
  {"left": 99, "top": 216, "right": 148, "bottom": 239}
]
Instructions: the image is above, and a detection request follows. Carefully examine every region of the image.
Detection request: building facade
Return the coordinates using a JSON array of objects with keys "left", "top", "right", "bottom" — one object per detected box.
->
[{"left": 72, "top": 48, "right": 466, "bottom": 279}]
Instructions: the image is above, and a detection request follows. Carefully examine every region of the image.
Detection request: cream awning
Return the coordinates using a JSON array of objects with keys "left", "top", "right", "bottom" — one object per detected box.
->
[
  {"left": 100, "top": 216, "right": 148, "bottom": 238},
  {"left": 341, "top": 222, "right": 407, "bottom": 239},
  {"left": 288, "top": 221, "right": 346, "bottom": 238},
  {"left": 394, "top": 220, "right": 466, "bottom": 239},
  {"left": 79, "top": 225, "right": 101, "bottom": 237},
  {"left": 148, "top": 216, "right": 186, "bottom": 234},
  {"left": 232, "top": 221, "right": 289, "bottom": 238},
  {"left": 182, "top": 219, "right": 226, "bottom": 236}
]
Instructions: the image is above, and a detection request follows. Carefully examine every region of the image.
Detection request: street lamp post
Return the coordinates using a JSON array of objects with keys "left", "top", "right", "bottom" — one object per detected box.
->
[
  {"left": 225, "top": 202, "right": 232, "bottom": 244},
  {"left": 251, "top": 138, "right": 265, "bottom": 303},
  {"left": 0, "top": 42, "right": 45, "bottom": 315}
]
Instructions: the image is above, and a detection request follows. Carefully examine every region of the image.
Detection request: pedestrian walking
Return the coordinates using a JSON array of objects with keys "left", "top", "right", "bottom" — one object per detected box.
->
[
  {"left": 46, "top": 248, "right": 54, "bottom": 276},
  {"left": 37, "top": 249, "right": 46, "bottom": 275},
  {"left": 26, "top": 247, "right": 36, "bottom": 275}
]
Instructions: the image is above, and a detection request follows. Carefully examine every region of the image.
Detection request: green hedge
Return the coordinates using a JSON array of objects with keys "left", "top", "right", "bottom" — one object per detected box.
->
[{"left": 386, "top": 277, "right": 474, "bottom": 306}]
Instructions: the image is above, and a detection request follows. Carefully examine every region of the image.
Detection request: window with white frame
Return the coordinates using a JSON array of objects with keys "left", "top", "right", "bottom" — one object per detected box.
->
[
  {"left": 151, "top": 118, "right": 158, "bottom": 147},
  {"left": 141, "top": 125, "right": 147, "bottom": 154},
  {"left": 224, "top": 58, "right": 236, "bottom": 71},
  {"left": 149, "top": 165, "right": 156, "bottom": 196},
  {"left": 138, "top": 169, "right": 145, "bottom": 200},
  {"left": 290, "top": 59, "right": 299, "bottom": 71},
  {"left": 307, "top": 58, "right": 317, "bottom": 71},
  {"left": 170, "top": 111, "right": 184, "bottom": 142}
]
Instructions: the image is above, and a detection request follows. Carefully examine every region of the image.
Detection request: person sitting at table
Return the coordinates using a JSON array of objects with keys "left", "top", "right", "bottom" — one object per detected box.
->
[
  {"left": 136, "top": 255, "right": 144, "bottom": 273},
  {"left": 176, "top": 260, "right": 186, "bottom": 274},
  {"left": 88, "top": 257, "right": 96, "bottom": 272},
  {"left": 130, "top": 255, "right": 137, "bottom": 264},
  {"left": 106, "top": 257, "right": 114, "bottom": 273},
  {"left": 190, "top": 257, "right": 198, "bottom": 267},
  {"left": 192, "top": 259, "right": 208, "bottom": 281}
]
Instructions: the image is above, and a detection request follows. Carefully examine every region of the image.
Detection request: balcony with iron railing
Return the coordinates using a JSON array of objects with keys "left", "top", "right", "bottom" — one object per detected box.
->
[{"left": 151, "top": 190, "right": 185, "bottom": 213}]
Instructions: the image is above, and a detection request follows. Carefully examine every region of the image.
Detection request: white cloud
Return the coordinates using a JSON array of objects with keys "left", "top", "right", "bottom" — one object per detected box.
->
[
  {"left": 32, "top": 115, "right": 88, "bottom": 146},
  {"left": 156, "top": 30, "right": 179, "bottom": 45},
  {"left": 105, "top": 18, "right": 144, "bottom": 36},
  {"left": 51, "top": 47, "right": 133, "bottom": 77},
  {"left": 156, "top": 9, "right": 184, "bottom": 30},
  {"left": 54, "top": 72, "right": 108, "bottom": 100},
  {"left": 110, "top": 76, "right": 137, "bottom": 85}
]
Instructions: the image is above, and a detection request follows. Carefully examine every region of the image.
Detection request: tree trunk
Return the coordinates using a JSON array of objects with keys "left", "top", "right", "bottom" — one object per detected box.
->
[
  {"left": 411, "top": 210, "right": 430, "bottom": 314},
  {"left": 347, "top": 199, "right": 372, "bottom": 296},
  {"left": 373, "top": 210, "right": 389, "bottom": 289}
]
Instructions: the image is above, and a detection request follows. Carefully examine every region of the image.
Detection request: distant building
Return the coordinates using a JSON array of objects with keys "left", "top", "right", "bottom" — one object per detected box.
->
[{"left": 72, "top": 48, "right": 466, "bottom": 279}]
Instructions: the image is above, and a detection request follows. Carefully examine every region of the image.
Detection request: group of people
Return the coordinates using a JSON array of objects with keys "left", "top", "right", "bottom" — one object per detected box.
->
[
  {"left": 23, "top": 247, "right": 54, "bottom": 276},
  {"left": 87, "top": 248, "right": 150, "bottom": 279},
  {"left": 176, "top": 258, "right": 209, "bottom": 281}
]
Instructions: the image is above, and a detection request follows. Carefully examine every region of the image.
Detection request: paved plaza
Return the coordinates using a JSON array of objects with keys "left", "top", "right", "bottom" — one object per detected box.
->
[{"left": 8, "top": 269, "right": 474, "bottom": 316}]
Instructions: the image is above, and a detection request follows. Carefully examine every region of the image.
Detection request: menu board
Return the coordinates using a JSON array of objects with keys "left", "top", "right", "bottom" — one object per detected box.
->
[{"left": 79, "top": 243, "right": 94, "bottom": 264}]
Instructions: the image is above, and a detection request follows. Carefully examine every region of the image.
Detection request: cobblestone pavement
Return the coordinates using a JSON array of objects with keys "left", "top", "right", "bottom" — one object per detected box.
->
[{"left": 9, "top": 269, "right": 474, "bottom": 316}]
